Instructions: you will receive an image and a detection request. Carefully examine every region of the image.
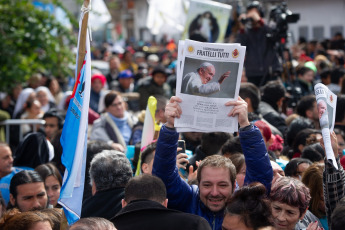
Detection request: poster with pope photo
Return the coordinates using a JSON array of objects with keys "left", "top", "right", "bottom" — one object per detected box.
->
[
  {"left": 182, "top": 0, "right": 232, "bottom": 43},
  {"left": 314, "top": 83, "right": 338, "bottom": 169}
]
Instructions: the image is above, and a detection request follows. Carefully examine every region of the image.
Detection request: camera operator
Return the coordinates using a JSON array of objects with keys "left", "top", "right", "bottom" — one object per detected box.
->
[{"left": 236, "top": 1, "right": 282, "bottom": 86}]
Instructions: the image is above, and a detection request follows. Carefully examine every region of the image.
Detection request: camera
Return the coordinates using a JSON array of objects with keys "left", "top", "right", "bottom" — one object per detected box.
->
[
  {"left": 285, "top": 83, "right": 302, "bottom": 109},
  {"left": 240, "top": 17, "right": 255, "bottom": 29},
  {"left": 267, "top": 2, "right": 300, "bottom": 43}
]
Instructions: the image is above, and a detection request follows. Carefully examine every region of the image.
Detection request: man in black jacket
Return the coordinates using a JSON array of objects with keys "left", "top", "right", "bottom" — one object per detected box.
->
[
  {"left": 236, "top": 1, "right": 281, "bottom": 86},
  {"left": 111, "top": 174, "right": 211, "bottom": 230},
  {"left": 81, "top": 150, "right": 132, "bottom": 220},
  {"left": 258, "top": 80, "right": 287, "bottom": 136}
]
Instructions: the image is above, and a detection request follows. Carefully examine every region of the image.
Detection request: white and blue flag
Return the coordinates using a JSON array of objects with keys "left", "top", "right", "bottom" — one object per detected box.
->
[{"left": 58, "top": 5, "right": 91, "bottom": 225}]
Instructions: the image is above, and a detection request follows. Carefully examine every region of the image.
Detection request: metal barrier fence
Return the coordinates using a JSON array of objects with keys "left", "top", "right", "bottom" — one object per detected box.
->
[{"left": 0, "top": 119, "right": 46, "bottom": 144}]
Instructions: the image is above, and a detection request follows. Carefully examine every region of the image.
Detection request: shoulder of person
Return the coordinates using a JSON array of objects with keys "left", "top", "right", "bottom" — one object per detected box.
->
[
  {"left": 137, "top": 76, "right": 153, "bottom": 88},
  {"left": 93, "top": 114, "right": 107, "bottom": 125}
]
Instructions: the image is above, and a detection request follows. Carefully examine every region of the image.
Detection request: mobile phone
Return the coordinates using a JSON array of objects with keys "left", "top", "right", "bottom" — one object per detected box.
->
[
  {"left": 177, "top": 140, "right": 186, "bottom": 154},
  {"left": 177, "top": 140, "right": 187, "bottom": 167}
]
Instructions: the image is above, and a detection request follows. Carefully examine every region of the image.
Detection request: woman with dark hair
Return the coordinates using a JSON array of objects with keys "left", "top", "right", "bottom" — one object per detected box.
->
[
  {"left": 284, "top": 158, "right": 312, "bottom": 180},
  {"left": 270, "top": 177, "right": 323, "bottom": 230},
  {"left": 35, "top": 163, "right": 62, "bottom": 207},
  {"left": 90, "top": 91, "right": 137, "bottom": 152},
  {"left": 290, "top": 128, "right": 319, "bottom": 159},
  {"left": 222, "top": 183, "right": 273, "bottom": 230}
]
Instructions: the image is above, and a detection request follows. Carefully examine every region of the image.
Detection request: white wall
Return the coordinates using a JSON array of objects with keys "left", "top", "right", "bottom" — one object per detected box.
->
[
  {"left": 133, "top": 0, "right": 150, "bottom": 41},
  {"left": 287, "top": 0, "right": 345, "bottom": 42}
]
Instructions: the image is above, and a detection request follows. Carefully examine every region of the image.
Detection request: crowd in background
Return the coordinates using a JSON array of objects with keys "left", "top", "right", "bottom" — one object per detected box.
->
[{"left": 0, "top": 2, "right": 345, "bottom": 230}]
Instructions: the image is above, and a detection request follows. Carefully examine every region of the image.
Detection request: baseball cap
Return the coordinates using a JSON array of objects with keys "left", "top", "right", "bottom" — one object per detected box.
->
[{"left": 118, "top": 70, "right": 134, "bottom": 79}]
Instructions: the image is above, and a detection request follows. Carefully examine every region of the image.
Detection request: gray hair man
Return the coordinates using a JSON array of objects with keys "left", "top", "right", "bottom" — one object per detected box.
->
[
  {"left": 181, "top": 62, "right": 230, "bottom": 96},
  {"left": 81, "top": 150, "right": 133, "bottom": 220}
]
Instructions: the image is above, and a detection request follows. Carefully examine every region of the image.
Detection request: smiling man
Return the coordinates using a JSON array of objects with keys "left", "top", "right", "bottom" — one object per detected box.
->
[
  {"left": 152, "top": 96, "right": 273, "bottom": 230},
  {"left": 197, "top": 157, "right": 235, "bottom": 213},
  {"left": 181, "top": 62, "right": 230, "bottom": 96}
]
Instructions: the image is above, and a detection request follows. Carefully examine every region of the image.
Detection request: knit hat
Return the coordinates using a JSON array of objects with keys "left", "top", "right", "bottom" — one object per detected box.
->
[{"left": 91, "top": 73, "right": 106, "bottom": 86}]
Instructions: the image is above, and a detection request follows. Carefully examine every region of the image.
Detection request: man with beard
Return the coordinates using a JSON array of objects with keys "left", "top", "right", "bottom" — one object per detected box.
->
[
  {"left": 9, "top": 170, "right": 48, "bottom": 211},
  {"left": 153, "top": 96, "right": 273, "bottom": 230}
]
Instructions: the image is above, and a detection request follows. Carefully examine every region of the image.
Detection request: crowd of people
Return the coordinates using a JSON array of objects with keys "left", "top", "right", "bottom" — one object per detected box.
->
[{"left": 0, "top": 1, "right": 345, "bottom": 230}]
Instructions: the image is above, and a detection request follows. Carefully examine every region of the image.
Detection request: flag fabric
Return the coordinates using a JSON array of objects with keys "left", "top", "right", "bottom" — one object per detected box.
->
[
  {"left": 135, "top": 96, "right": 160, "bottom": 175},
  {"left": 58, "top": 7, "right": 91, "bottom": 225}
]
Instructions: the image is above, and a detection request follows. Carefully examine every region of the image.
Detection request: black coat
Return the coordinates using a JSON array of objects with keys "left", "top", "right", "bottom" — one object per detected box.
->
[
  {"left": 81, "top": 187, "right": 124, "bottom": 220},
  {"left": 111, "top": 200, "right": 211, "bottom": 230},
  {"left": 259, "top": 101, "right": 287, "bottom": 136},
  {"left": 13, "top": 132, "right": 50, "bottom": 169}
]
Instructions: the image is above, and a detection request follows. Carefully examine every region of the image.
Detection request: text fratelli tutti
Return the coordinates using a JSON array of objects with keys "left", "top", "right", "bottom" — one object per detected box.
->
[{"left": 196, "top": 50, "right": 229, "bottom": 58}]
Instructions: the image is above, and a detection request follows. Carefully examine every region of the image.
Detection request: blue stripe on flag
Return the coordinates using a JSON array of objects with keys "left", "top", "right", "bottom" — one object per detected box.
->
[{"left": 58, "top": 8, "right": 91, "bottom": 225}]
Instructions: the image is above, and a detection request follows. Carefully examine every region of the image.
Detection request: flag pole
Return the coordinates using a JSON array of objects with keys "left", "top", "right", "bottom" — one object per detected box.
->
[{"left": 77, "top": 0, "right": 90, "bottom": 76}]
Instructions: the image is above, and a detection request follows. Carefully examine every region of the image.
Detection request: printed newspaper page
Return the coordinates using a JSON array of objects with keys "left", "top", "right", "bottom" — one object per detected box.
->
[
  {"left": 175, "top": 39, "right": 245, "bottom": 133},
  {"left": 314, "top": 83, "right": 338, "bottom": 169}
]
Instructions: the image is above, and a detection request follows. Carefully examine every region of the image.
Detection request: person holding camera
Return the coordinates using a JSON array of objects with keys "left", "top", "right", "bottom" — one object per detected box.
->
[{"left": 236, "top": 1, "right": 282, "bottom": 86}]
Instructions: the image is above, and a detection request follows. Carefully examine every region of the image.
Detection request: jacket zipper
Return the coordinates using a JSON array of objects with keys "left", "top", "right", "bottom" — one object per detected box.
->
[{"left": 212, "top": 214, "right": 216, "bottom": 230}]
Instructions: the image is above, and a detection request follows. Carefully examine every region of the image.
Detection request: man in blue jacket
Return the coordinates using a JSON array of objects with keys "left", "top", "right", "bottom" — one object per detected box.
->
[{"left": 152, "top": 96, "right": 273, "bottom": 230}]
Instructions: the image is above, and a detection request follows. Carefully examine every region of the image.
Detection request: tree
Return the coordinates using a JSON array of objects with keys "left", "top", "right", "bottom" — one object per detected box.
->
[{"left": 0, "top": 0, "right": 76, "bottom": 91}]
